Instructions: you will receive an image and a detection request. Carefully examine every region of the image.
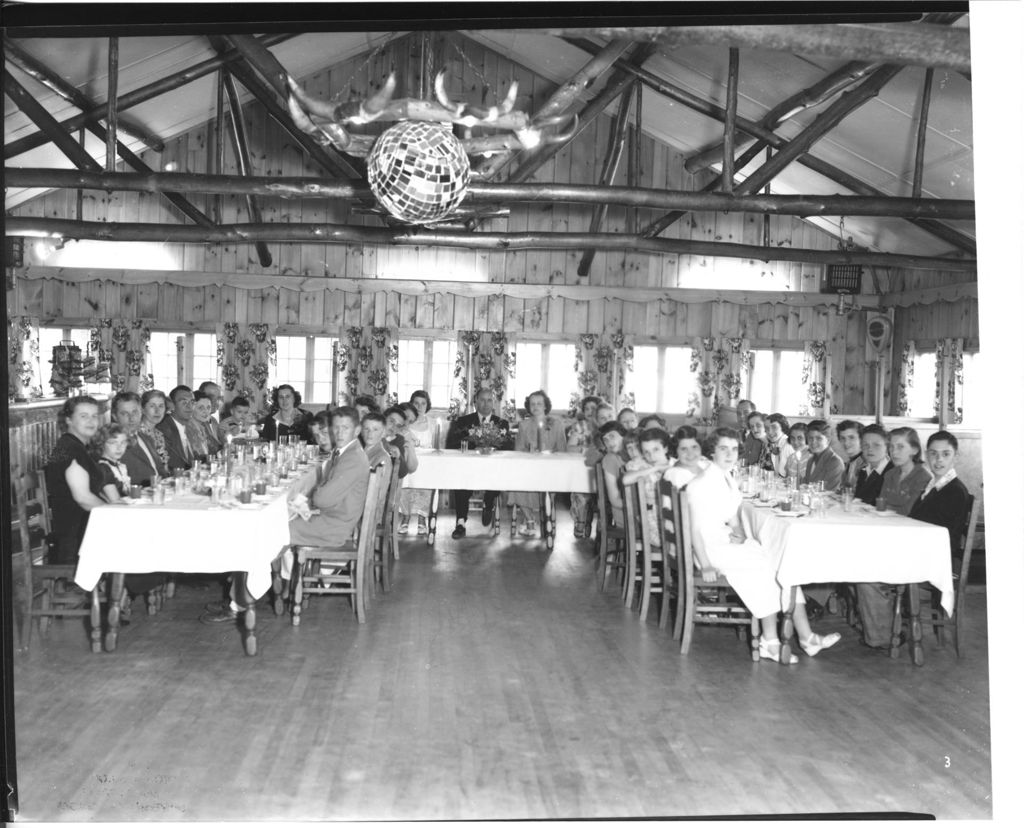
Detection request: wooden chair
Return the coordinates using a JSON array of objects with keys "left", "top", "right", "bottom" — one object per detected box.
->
[
  {"left": 623, "top": 480, "right": 666, "bottom": 624},
  {"left": 594, "top": 457, "right": 628, "bottom": 592},
  {"left": 892, "top": 493, "right": 980, "bottom": 658},
  {"left": 290, "top": 465, "right": 384, "bottom": 626},
  {"left": 17, "top": 470, "right": 92, "bottom": 650},
  {"left": 676, "top": 487, "right": 760, "bottom": 659},
  {"left": 373, "top": 454, "right": 403, "bottom": 594}
]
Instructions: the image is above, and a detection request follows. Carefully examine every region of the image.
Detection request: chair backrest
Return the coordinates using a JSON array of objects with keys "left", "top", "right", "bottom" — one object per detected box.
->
[
  {"left": 956, "top": 492, "right": 981, "bottom": 585},
  {"left": 633, "top": 478, "right": 661, "bottom": 550},
  {"left": 677, "top": 488, "right": 698, "bottom": 575},
  {"left": 15, "top": 470, "right": 53, "bottom": 562},
  {"left": 381, "top": 450, "right": 402, "bottom": 532},
  {"left": 356, "top": 465, "right": 385, "bottom": 549},
  {"left": 595, "top": 456, "right": 613, "bottom": 528},
  {"left": 658, "top": 477, "right": 680, "bottom": 561}
]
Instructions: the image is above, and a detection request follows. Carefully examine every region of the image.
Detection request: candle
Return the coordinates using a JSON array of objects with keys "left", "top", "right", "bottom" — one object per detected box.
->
[{"left": 435, "top": 420, "right": 442, "bottom": 451}]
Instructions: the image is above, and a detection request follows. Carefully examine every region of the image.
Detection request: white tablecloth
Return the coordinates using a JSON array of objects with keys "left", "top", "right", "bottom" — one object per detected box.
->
[
  {"left": 74, "top": 484, "right": 301, "bottom": 599},
  {"left": 402, "top": 449, "right": 595, "bottom": 493},
  {"left": 740, "top": 500, "right": 954, "bottom": 615}
]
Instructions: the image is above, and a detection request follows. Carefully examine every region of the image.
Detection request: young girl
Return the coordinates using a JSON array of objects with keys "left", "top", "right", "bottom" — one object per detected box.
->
[
  {"left": 94, "top": 423, "right": 131, "bottom": 502},
  {"left": 398, "top": 401, "right": 432, "bottom": 534},
  {"left": 622, "top": 427, "right": 674, "bottom": 546}
]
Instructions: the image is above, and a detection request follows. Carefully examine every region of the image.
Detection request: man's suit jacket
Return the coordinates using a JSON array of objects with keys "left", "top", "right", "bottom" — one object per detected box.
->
[
  {"left": 854, "top": 460, "right": 894, "bottom": 505},
  {"left": 801, "top": 447, "right": 845, "bottom": 492},
  {"left": 156, "top": 415, "right": 193, "bottom": 471},
  {"left": 445, "top": 412, "right": 512, "bottom": 450},
  {"left": 289, "top": 441, "right": 371, "bottom": 547},
  {"left": 909, "top": 477, "right": 970, "bottom": 554},
  {"left": 122, "top": 432, "right": 166, "bottom": 485}
]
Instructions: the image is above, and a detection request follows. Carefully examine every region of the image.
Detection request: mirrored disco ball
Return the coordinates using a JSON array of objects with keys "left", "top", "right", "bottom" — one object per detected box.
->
[{"left": 367, "top": 121, "right": 470, "bottom": 224}]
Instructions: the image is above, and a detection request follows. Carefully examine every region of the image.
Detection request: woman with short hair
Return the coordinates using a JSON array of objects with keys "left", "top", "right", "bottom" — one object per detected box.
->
[
  {"left": 139, "top": 389, "right": 171, "bottom": 472},
  {"left": 877, "top": 427, "right": 931, "bottom": 516},
  {"left": 188, "top": 391, "right": 222, "bottom": 460},
  {"left": 801, "top": 420, "right": 845, "bottom": 491},
  {"left": 258, "top": 384, "right": 313, "bottom": 444},
  {"left": 508, "top": 390, "right": 567, "bottom": 535},
  {"left": 663, "top": 425, "right": 709, "bottom": 490}
]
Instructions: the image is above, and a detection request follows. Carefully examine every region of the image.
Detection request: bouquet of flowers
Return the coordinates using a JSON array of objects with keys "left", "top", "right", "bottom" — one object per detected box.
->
[{"left": 467, "top": 421, "right": 510, "bottom": 449}]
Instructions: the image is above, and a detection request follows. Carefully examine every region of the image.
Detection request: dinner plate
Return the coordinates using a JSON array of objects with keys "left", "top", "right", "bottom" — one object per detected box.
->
[
  {"left": 870, "top": 509, "right": 900, "bottom": 517},
  {"left": 771, "top": 506, "right": 808, "bottom": 517},
  {"left": 752, "top": 499, "right": 778, "bottom": 508},
  {"left": 236, "top": 502, "right": 263, "bottom": 510}
]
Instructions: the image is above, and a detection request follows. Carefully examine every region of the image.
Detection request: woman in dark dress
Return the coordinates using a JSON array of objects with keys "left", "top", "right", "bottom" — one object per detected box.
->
[
  {"left": 44, "top": 395, "right": 107, "bottom": 564},
  {"left": 258, "top": 384, "right": 313, "bottom": 444}
]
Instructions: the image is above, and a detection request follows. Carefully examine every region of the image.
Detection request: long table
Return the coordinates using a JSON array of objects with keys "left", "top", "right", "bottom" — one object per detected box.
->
[
  {"left": 74, "top": 466, "right": 317, "bottom": 655},
  {"left": 402, "top": 449, "right": 595, "bottom": 548},
  {"left": 739, "top": 498, "right": 953, "bottom": 665}
]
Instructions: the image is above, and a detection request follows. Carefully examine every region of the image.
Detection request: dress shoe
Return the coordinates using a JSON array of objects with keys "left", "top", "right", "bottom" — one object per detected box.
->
[
  {"left": 451, "top": 523, "right": 466, "bottom": 539},
  {"left": 799, "top": 632, "right": 841, "bottom": 657},
  {"left": 199, "top": 605, "right": 240, "bottom": 624},
  {"left": 573, "top": 521, "right": 585, "bottom": 538},
  {"left": 758, "top": 637, "right": 799, "bottom": 665},
  {"left": 861, "top": 632, "right": 905, "bottom": 650},
  {"left": 481, "top": 506, "right": 494, "bottom": 527}
]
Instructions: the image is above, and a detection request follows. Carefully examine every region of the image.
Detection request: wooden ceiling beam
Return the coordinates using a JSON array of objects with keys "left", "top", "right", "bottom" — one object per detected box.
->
[
  {"left": 4, "top": 169, "right": 976, "bottom": 221},
  {"left": 4, "top": 33, "right": 295, "bottom": 160},
  {"left": 6, "top": 217, "right": 977, "bottom": 273},
  {"left": 2, "top": 35, "right": 164, "bottom": 154},
  {"left": 523, "top": 23, "right": 971, "bottom": 73}
]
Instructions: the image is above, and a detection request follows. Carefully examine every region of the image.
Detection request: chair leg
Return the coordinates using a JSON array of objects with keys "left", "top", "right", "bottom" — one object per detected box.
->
[
  {"left": 890, "top": 586, "right": 905, "bottom": 659},
  {"left": 291, "top": 551, "right": 304, "bottom": 627},
  {"left": 354, "top": 563, "right": 366, "bottom": 623},
  {"left": 164, "top": 577, "right": 176, "bottom": 599},
  {"left": 658, "top": 566, "right": 671, "bottom": 630},
  {"left": 679, "top": 579, "right": 696, "bottom": 655},
  {"left": 38, "top": 578, "right": 53, "bottom": 636}
]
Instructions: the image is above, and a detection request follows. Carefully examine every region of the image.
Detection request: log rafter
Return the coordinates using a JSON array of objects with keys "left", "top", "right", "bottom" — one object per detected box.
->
[
  {"left": 5, "top": 217, "right": 977, "bottom": 273},
  {"left": 3, "top": 169, "right": 976, "bottom": 221}
]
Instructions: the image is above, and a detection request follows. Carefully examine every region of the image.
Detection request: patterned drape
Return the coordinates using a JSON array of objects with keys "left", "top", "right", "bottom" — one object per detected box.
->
[
  {"left": 88, "top": 318, "right": 152, "bottom": 393},
  {"left": 935, "top": 337, "right": 964, "bottom": 425},
  {"left": 453, "top": 331, "right": 516, "bottom": 414},
  {"left": 689, "top": 336, "right": 751, "bottom": 423},
  {"left": 335, "top": 326, "right": 398, "bottom": 410},
  {"left": 573, "top": 332, "right": 633, "bottom": 409},
  {"left": 7, "top": 316, "right": 44, "bottom": 401},
  {"left": 217, "top": 322, "right": 277, "bottom": 413},
  {"left": 799, "top": 340, "right": 829, "bottom": 417},
  {"left": 896, "top": 340, "right": 916, "bottom": 416}
]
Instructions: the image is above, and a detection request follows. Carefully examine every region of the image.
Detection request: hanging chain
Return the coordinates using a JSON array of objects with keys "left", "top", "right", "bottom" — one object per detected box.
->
[
  {"left": 453, "top": 38, "right": 496, "bottom": 104},
  {"left": 838, "top": 215, "right": 848, "bottom": 251},
  {"left": 343, "top": 32, "right": 397, "bottom": 99}
]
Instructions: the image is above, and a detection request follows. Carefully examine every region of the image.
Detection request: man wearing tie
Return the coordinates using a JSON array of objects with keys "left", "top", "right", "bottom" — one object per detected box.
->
[
  {"left": 852, "top": 424, "right": 893, "bottom": 506},
  {"left": 157, "top": 385, "right": 196, "bottom": 471},
  {"left": 112, "top": 391, "right": 167, "bottom": 485},
  {"left": 446, "top": 387, "right": 510, "bottom": 539}
]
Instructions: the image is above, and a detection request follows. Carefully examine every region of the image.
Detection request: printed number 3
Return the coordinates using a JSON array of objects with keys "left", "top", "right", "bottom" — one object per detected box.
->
[{"left": 944, "top": 756, "right": 951, "bottom": 768}]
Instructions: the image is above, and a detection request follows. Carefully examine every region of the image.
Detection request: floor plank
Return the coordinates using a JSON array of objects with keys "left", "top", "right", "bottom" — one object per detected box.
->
[{"left": 13, "top": 508, "right": 992, "bottom": 820}]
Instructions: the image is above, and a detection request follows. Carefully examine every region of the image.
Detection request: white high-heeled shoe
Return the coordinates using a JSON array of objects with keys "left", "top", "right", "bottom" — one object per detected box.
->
[
  {"left": 800, "top": 632, "right": 841, "bottom": 657},
  {"left": 758, "top": 637, "right": 799, "bottom": 665}
]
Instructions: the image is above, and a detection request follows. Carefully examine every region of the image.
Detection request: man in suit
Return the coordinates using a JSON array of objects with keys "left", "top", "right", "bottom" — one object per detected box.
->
[
  {"left": 853, "top": 423, "right": 894, "bottom": 506},
  {"left": 157, "top": 384, "right": 195, "bottom": 471},
  {"left": 445, "top": 387, "right": 510, "bottom": 539},
  {"left": 837, "top": 419, "right": 866, "bottom": 489},
  {"left": 855, "top": 430, "right": 970, "bottom": 650},
  {"left": 203, "top": 407, "right": 371, "bottom": 623},
  {"left": 112, "top": 390, "right": 167, "bottom": 485}
]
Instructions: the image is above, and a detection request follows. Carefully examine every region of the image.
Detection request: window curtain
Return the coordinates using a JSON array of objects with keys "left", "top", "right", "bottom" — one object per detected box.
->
[
  {"left": 935, "top": 337, "right": 964, "bottom": 425},
  {"left": 335, "top": 326, "right": 398, "bottom": 410},
  {"left": 453, "top": 331, "right": 516, "bottom": 417},
  {"left": 689, "top": 336, "right": 751, "bottom": 423},
  {"left": 217, "top": 322, "right": 277, "bottom": 413},
  {"left": 799, "top": 340, "right": 829, "bottom": 417},
  {"left": 896, "top": 340, "right": 916, "bottom": 417},
  {"left": 7, "top": 316, "right": 44, "bottom": 401},
  {"left": 88, "top": 318, "right": 153, "bottom": 393},
  {"left": 573, "top": 332, "right": 633, "bottom": 410}
]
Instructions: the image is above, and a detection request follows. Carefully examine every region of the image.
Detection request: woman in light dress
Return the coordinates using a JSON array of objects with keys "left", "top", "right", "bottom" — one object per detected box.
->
[
  {"left": 397, "top": 391, "right": 434, "bottom": 534},
  {"left": 508, "top": 390, "right": 567, "bottom": 535},
  {"left": 685, "top": 427, "right": 840, "bottom": 664}
]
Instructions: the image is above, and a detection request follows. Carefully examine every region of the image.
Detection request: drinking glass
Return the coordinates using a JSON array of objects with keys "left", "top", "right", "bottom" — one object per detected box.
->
[{"left": 842, "top": 487, "right": 854, "bottom": 512}]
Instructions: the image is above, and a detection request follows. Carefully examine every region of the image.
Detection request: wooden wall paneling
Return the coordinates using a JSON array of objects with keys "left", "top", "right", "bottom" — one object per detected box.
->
[
  {"left": 398, "top": 292, "right": 419, "bottom": 329},
  {"left": 299, "top": 288, "right": 323, "bottom": 327},
  {"left": 135, "top": 282, "right": 159, "bottom": 319},
  {"left": 383, "top": 290, "right": 401, "bottom": 329},
  {"left": 502, "top": 294, "right": 525, "bottom": 332},
  {"left": 452, "top": 294, "right": 475, "bottom": 331},
  {"left": 338, "top": 289, "right": 359, "bottom": 327},
  {"left": 358, "top": 291, "right": 376, "bottom": 327},
  {"left": 432, "top": 292, "right": 453, "bottom": 330},
  {"left": 61, "top": 279, "right": 82, "bottom": 319},
  {"left": 413, "top": 288, "right": 436, "bottom": 329},
  {"left": 322, "top": 288, "right": 346, "bottom": 330},
  {"left": 716, "top": 301, "right": 741, "bottom": 338},
  {"left": 485, "top": 294, "right": 505, "bottom": 331},
  {"left": 101, "top": 280, "right": 120, "bottom": 317},
  {"left": 586, "top": 296, "right": 605, "bottom": 333},
  {"left": 471, "top": 294, "right": 490, "bottom": 330},
  {"left": 620, "top": 299, "right": 647, "bottom": 337},
  {"left": 520, "top": 295, "right": 547, "bottom": 332},
  {"left": 278, "top": 287, "right": 301, "bottom": 325},
  {"left": 156, "top": 283, "right": 183, "bottom": 323},
  {"left": 180, "top": 285, "right": 204, "bottom": 323},
  {"left": 487, "top": 248, "right": 511, "bottom": 284},
  {"left": 562, "top": 298, "right": 589, "bottom": 333},
  {"left": 219, "top": 286, "right": 241, "bottom": 324},
  {"left": 655, "top": 297, "right": 675, "bottom": 337},
  {"left": 829, "top": 309, "right": 849, "bottom": 414},
  {"left": 360, "top": 244, "right": 380, "bottom": 279}
]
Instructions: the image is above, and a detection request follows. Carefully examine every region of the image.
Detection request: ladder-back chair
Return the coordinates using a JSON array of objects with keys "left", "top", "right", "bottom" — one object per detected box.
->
[
  {"left": 677, "top": 487, "right": 760, "bottom": 659},
  {"left": 373, "top": 452, "right": 402, "bottom": 594},
  {"left": 289, "top": 464, "right": 384, "bottom": 626},
  {"left": 18, "top": 470, "right": 93, "bottom": 650},
  {"left": 594, "top": 457, "right": 628, "bottom": 592},
  {"left": 892, "top": 492, "right": 981, "bottom": 659},
  {"left": 623, "top": 480, "right": 666, "bottom": 624}
]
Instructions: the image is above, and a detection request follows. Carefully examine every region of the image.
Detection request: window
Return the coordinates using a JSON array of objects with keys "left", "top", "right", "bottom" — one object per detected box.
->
[
  {"left": 192, "top": 333, "right": 219, "bottom": 390},
  {"left": 148, "top": 331, "right": 186, "bottom": 393},
  {"left": 622, "top": 344, "right": 698, "bottom": 414},
  {"left": 748, "top": 349, "right": 806, "bottom": 416},
  {"left": 275, "top": 335, "right": 337, "bottom": 408},
  {"left": 396, "top": 338, "right": 459, "bottom": 409},
  {"left": 509, "top": 342, "right": 576, "bottom": 411},
  {"left": 959, "top": 351, "right": 981, "bottom": 425},
  {"left": 907, "top": 351, "right": 938, "bottom": 418}
]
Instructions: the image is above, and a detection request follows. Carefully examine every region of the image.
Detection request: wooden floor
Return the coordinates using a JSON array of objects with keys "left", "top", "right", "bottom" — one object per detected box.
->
[{"left": 13, "top": 505, "right": 992, "bottom": 821}]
